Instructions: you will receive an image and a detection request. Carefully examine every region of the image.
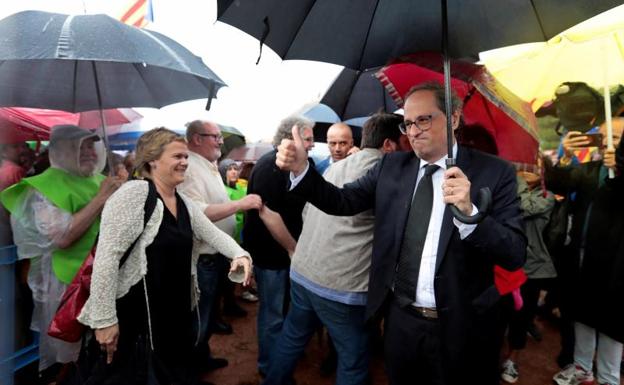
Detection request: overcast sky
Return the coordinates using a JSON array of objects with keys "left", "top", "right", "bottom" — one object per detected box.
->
[{"left": 0, "top": 0, "right": 342, "bottom": 142}]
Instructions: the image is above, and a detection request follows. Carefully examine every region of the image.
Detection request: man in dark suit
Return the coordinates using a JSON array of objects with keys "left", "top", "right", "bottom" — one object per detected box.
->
[{"left": 276, "top": 82, "right": 526, "bottom": 385}]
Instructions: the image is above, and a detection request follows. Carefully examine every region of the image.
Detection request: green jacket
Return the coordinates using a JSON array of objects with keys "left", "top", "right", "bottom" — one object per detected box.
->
[
  {"left": 1, "top": 167, "right": 104, "bottom": 283},
  {"left": 225, "top": 182, "right": 246, "bottom": 244}
]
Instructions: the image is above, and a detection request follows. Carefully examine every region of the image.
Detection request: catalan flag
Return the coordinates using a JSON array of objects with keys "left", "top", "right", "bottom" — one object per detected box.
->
[{"left": 119, "top": 0, "right": 154, "bottom": 28}]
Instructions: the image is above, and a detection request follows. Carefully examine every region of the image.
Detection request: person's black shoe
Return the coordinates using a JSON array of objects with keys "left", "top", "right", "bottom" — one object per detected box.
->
[
  {"left": 204, "top": 357, "right": 229, "bottom": 372},
  {"left": 211, "top": 319, "right": 233, "bottom": 335},
  {"left": 527, "top": 322, "right": 543, "bottom": 342},
  {"left": 223, "top": 302, "right": 248, "bottom": 318}
]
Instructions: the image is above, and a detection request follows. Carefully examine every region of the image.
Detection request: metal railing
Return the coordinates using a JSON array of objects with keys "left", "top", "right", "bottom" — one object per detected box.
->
[{"left": 0, "top": 245, "right": 39, "bottom": 385}]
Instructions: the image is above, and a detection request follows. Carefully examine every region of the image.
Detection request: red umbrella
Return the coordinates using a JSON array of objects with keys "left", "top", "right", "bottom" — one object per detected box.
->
[
  {"left": 0, "top": 107, "right": 142, "bottom": 143},
  {"left": 376, "top": 53, "right": 539, "bottom": 167},
  {"left": 77, "top": 108, "right": 142, "bottom": 131}
]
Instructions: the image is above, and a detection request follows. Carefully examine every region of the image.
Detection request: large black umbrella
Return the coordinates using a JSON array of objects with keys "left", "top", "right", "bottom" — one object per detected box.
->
[
  {"left": 0, "top": 10, "right": 226, "bottom": 169},
  {"left": 217, "top": 0, "right": 621, "bottom": 71},
  {"left": 0, "top": 11, "right": 225, "bottom": 112},
  {"left": 217, "top": 0, "right": 621, "bottom": 223}
]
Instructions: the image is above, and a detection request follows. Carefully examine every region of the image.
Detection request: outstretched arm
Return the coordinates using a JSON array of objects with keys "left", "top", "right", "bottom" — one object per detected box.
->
[
  {"left": 202, "top": 194, "right": 262, "bottom": 221},
  {"left": 258, "top": 204, "right": 297, "bottom": 257}
]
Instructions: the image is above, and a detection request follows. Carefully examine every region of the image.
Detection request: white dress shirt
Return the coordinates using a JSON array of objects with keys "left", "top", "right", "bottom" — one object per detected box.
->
[
  {"left": 412, "top": 144, "right": 477, "bottom": 308},
  {"left": 290, "top": 144, "right": 478, "bottom": 308},
  {"left": 177, "top": 151, "right": 236, "bottom": 254}
]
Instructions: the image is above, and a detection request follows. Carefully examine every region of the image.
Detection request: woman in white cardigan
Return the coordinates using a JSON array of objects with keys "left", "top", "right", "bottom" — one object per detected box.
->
[{"left": 78, "top": 128, "right": 252, "bottom": 384}]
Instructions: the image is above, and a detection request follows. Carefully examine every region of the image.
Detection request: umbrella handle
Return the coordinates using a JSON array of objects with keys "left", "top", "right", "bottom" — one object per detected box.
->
[
  {"left": 449, "top": 187, "right": 491, "bottom": 224},
  {"left": 446, "top": 158, "right": 491, "bottom": 224}
]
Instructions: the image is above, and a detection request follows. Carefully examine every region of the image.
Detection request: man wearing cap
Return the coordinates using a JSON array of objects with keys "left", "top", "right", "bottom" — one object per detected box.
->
[{"left": 1, "top": 125, "right": 122, "bottom": 383}]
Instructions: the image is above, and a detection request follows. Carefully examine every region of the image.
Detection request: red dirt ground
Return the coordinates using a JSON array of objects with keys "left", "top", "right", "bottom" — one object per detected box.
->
[{"left": 203, "top": 298, "right": 623, "bottom": 385}]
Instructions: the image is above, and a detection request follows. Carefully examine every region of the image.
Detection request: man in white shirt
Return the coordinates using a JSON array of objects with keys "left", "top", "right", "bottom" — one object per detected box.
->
[{"left": 178, "top": 120, "right": 261, "bottom": 372}]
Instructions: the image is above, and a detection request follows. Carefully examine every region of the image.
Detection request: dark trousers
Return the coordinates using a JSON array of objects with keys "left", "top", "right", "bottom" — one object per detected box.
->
[
  {"left": 384, "top": 300, "right": 444, "bottom": 385},
  {"left": 194, "top": 254, "right": 220, "bottom": 356},
  {"left": 213, "top": 254, "right": 237, "bottom": 315},
  {"left": 553, "top": 246, "right": 579, "bottom": 366},
  {"left": 385, "top": 298, "right": 502, "bottom": 385},
  {"left": 501, "top": 278, "right": 543, "bottom": 350}
]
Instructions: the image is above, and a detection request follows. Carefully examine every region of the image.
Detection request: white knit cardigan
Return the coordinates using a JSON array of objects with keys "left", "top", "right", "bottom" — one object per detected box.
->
[{"left": 78, "top": 180, "right": 250, "bottom": 329}]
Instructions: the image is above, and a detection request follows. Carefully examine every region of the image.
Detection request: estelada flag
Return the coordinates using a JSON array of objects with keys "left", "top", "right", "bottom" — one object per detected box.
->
[{"left": 119, "top": 0, "right": 154, "bottom": 28}]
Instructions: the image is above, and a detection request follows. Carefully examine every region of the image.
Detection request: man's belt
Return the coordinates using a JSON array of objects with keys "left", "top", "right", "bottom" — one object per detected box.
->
[
  {"left": 406, "top": 306, "right": 438, "bottom": 320},
  {"left": 391, "top": 291, "right": 439, "bottom": 319}
]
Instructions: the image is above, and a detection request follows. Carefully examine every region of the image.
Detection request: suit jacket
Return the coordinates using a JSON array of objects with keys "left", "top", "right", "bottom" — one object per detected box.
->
[{"left": 292, "top": 146, "right": 526, "bottom": 374}]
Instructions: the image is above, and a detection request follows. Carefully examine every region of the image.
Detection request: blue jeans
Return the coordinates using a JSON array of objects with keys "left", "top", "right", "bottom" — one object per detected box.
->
[
  {"left": 264, "top": 281, "right": 370, "bottom": 385},
  {"left": 194, "top": 254, "right": 221, "bottom": 348},
  {"left": 254, "top": 266, "right": 289, "bottom": 374}
]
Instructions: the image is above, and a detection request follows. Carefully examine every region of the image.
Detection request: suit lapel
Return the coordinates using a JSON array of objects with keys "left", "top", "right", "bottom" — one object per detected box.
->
[{"left": 436, "top": 146, "right": 470, "bottom": 272}]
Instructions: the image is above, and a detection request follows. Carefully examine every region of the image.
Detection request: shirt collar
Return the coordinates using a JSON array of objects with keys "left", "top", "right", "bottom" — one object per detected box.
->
[
  {"left": 421, "top": 142, "right": 458, "bottom": 171},
  {"left": 189, "top": 150, "right": 218, "bottom": 172}
]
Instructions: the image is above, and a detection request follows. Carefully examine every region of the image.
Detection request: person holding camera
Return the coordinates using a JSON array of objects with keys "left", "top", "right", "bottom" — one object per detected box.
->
[{"left": 547, "top": 118, "right": 623, "bottom": 385}]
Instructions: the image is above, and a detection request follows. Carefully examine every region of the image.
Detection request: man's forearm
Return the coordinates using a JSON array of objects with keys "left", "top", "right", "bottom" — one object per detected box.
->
[
  {"left": 56, "top": 195, "right": 107, "bottom": 249},
  {"left": 259, "top": 208, "right": 296, "bottom": 256},
  {"left": 203, "top": 201, "right": 240, "bottom": 222}
]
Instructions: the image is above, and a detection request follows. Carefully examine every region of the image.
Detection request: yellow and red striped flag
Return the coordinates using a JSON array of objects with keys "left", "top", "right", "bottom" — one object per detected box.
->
[{"left": 119, "top": 0, "right": 154, "bottom": 28}]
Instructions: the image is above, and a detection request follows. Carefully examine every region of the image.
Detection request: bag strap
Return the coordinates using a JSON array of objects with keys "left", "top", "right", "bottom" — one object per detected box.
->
[{"left": 118, "top": 180, "right": 158, "bottom": 268}]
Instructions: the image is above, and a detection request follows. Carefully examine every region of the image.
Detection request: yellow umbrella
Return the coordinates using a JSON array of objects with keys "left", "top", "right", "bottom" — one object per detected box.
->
[
  {"left": 480, "top": 4, "right": 624, "bottom": 177},
  {"left": 479, "top": 4, "right": 624, "bottom": 111}
]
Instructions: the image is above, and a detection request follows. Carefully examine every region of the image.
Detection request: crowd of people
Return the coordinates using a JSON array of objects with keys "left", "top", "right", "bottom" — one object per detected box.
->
[{"left": 0, "top": 82, "right": 623, "bottom": 385}]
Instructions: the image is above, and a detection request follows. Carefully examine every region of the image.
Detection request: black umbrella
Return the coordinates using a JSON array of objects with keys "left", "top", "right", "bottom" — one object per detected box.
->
[
  {"left": 321, "top": 66, "right": 397, "bottom": 122},
  {"left": 217, "top": 0, "right": 621, "bottom": 71},
  {"left": 0, "top": 11, "right": 225, "bottom": 112},
  {"left": 304, "top": 66, "right": 398, "bottom": 145},
  {"left": 217, "top": 0, "right": 620, "bottom": 223},
  {"left": 0, "top": 11, "right": 226, "bottom": 168}
]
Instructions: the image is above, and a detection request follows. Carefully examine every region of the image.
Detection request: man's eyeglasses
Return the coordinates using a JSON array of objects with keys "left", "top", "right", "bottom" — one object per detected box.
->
[
  {"left": 198, "top": 133, "right": 224, "bottom": 141},
  {"left": 398, "top": 113, "right": 440, "bottom": 134}
]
